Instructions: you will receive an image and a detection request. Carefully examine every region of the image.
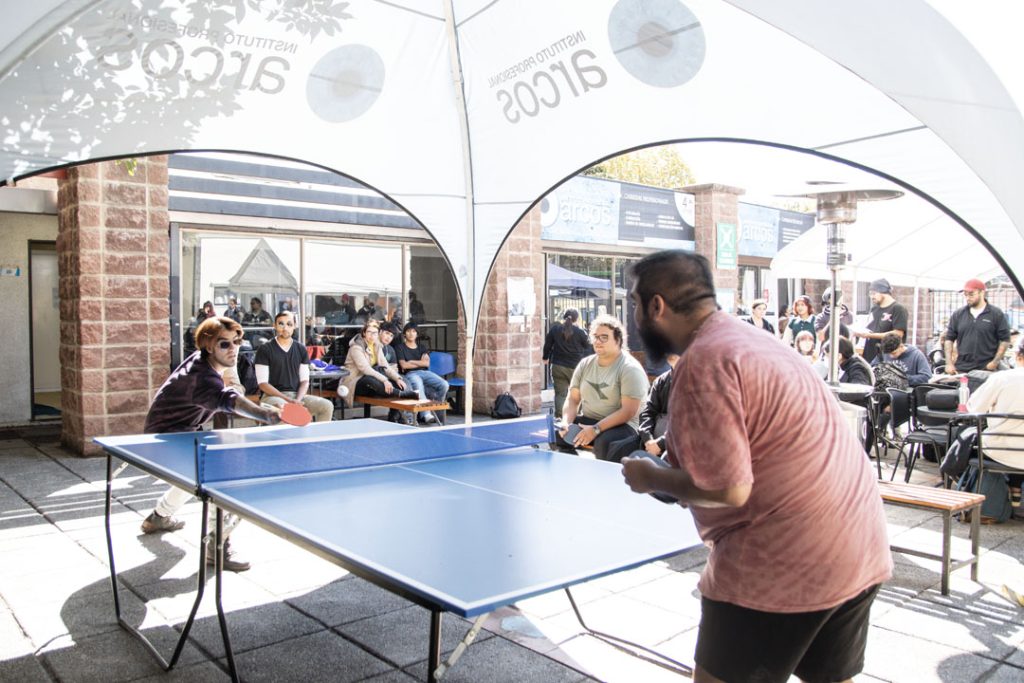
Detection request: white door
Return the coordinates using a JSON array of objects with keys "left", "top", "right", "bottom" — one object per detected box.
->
[{"left": 31, "top": 246, "right": 60, "bottom": 393}]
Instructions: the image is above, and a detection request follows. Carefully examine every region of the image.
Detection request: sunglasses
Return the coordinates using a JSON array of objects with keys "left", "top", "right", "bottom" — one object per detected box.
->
[{"left": 216, "top": 338, "right": 243, "bottom": 350}]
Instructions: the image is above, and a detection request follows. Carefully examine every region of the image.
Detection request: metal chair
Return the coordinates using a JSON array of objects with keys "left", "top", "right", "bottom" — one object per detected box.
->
[
  {"left": 967, "top": 413, "right": 1024, "bottom": 498},
  {"left": 887, "top": 388, "right": 948, "bottom": 482}
]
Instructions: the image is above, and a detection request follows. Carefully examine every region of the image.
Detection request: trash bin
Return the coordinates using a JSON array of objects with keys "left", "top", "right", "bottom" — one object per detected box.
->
[{"left": 837, "top": 401, "right": 868, "bottom": 450}]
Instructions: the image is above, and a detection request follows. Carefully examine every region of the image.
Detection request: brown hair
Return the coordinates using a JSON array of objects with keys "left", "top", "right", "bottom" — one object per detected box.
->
[
  {"left": 361, "top": 320, "right": 380, "bottom": 336},
  {"left": 195, "top": 316, "right": 243, "bottom": 356},
  {"left": 590, "top": 314, "right": 625, "bottom": 348}
]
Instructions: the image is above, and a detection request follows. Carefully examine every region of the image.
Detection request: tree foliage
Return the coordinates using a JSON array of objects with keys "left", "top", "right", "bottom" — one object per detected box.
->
[{"left": 583, "top": 147, "right": 695, "bottom": 189}]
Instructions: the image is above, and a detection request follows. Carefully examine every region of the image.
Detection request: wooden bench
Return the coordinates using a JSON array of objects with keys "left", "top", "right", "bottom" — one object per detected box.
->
[
  {"left": 878, "top": 480, "right": 986, "bottom": 595},
  {"left": 354, "top": 395, "right": 450, "bottom": 423}
]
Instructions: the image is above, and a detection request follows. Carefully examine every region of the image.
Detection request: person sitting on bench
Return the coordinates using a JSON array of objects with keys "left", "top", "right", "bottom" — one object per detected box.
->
[
  {"left": 254, "top": 311, "right": 334, "bottom": 422},
  {"left": 341, "top": 320, "right": 418, "bottom": 423},
  {"left": 395, "top": 321, "right": 448, "bottom": 424}
]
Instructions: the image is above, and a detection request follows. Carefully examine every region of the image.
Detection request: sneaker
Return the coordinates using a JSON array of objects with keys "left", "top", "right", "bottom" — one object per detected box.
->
[
  {"left": 141, "top": 511, "right": 185, "bottom": 534},
  {"left": 422, "top": 412, "right": 438, "bottom": 424},
  {"left": 402, "top": 412, "right": 416, "bottom": 426},
  {"left": 206, "top": 539, "right": 251, "bottom": 572}
]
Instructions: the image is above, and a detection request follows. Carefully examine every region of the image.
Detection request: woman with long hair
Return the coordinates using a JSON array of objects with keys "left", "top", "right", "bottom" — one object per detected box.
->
[{"left": 782, "top": 296, "right": 815, "bottom": 347}]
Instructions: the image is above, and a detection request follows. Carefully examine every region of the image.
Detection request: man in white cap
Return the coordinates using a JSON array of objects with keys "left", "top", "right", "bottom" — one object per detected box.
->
[
  {"left": 944, "top": 278, "right": 1011, "bottom": 373},
  {"left": 855, "top": 278, "right": 908, "bottom": 363}
]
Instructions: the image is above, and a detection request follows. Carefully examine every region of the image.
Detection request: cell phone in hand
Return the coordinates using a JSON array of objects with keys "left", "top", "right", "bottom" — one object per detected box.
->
[
  {"left": 563, "top": 423, "right": 582, "bottom": 445},
  {"left": 627, "top": 450, "right": 678, "bottom": 504}
]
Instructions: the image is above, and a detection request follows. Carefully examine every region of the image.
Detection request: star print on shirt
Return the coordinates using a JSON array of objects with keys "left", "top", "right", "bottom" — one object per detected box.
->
[{"left": 587, "top": 381, "right": 610, "bottom": 400}]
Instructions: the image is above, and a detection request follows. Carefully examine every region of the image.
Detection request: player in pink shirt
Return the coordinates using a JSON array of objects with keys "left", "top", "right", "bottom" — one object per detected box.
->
[{"left": 621, "top": 250, "right": 891, "bottom": 683}]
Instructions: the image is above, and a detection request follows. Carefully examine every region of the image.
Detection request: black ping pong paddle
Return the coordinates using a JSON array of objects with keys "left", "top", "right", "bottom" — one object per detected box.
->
[{"left": 627, "top": 450, "right": 679, "bottom": 504}]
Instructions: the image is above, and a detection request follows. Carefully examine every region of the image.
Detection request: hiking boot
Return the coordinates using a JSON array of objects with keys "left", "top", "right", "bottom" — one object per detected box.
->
[
  {"left": 141, "top": 511, "right": 185, "bottom": 534},
  {"left": 206, "top": 539, "right": 251, "bottom": 572}
]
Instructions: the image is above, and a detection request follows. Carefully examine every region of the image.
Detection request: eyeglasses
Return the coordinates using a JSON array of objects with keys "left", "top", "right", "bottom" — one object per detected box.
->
[
  {"left": 216, "top": 338, "right": 243, "bottom": 350},
  {"left": 592, "top": 334, "right": 612, "bottom": 343}
]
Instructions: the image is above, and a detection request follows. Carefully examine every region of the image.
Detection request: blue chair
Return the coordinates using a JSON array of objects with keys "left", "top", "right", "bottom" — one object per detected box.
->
[{"left": 429, "top": 351, "right": 465, "bottom": 410}]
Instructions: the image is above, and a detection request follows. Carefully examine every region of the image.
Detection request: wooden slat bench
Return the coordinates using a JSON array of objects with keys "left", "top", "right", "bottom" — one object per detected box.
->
[
  {"left": 354, "top": 396, "right": 450, "bottom": 423},
  {"left": 878, "top": 480, "right": 986, "bottom": 595}
]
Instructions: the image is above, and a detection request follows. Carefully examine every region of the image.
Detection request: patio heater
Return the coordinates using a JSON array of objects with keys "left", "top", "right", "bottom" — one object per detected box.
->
[{"left": 789, "top": 186, "right": 902, "bottom": 385}]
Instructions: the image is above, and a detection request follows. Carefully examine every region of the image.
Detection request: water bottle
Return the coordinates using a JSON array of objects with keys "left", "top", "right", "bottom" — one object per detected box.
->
[{"left": 957, "top": 375, "right": 970, "bottom": 413}]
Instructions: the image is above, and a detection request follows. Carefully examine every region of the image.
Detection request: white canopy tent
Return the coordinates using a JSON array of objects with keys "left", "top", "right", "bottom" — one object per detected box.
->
[{"left": 3, "top": 0, "right": 1024, "bottom": 415}]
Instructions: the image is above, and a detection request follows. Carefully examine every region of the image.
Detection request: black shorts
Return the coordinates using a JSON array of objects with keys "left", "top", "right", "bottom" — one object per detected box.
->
[{"left": 695, "top": 584, "right": 880, "bottom": 683}]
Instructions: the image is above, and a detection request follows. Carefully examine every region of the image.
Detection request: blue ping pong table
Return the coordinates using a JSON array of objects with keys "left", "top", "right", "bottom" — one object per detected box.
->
[{"left": 97, "top": 415, "right": 700, "bottom": 681}]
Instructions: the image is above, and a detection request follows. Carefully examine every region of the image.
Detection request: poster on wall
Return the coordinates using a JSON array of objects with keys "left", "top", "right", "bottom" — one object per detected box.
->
[
  {"left": 507, "top": 276, "right": 535, "bottom": 323},
  {"left": 540, "top": 176, "right": 696, "bottom": 250},
  {"left": 738, "top": 203, "right": 815, "bottom": 258},
  {"left": 716, "top": 222, "right": 738, "bottom": 269}
]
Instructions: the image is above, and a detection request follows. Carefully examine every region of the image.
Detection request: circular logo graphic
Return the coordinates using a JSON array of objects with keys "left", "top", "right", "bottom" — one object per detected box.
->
[
  {"left": 608, "top": 0, "right": 706, "bottom": 88},
  {"left": 306, "top": 44, "right": 386, "bottom": 123},
  {"left": 540, "top": 195, "right": 559, "bottom": 228}
]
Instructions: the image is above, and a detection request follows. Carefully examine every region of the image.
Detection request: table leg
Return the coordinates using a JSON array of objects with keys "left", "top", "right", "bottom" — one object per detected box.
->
[
  {"left": 428, "top": 610, "right": 442, "bottom": 683},
  {"left": 214, "top": 508, "right": 240, "bottom": 682},
  {"left": 970, "top": 504, "right": 981, "bottom": 582},
  {"left": 941, "top": 511, "right": 951, "bottom": 596}
]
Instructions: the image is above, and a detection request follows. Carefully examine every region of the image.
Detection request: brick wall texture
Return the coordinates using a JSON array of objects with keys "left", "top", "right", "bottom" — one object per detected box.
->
[{"left": 57, "top": 158, "right": 170, "bottom": 455}]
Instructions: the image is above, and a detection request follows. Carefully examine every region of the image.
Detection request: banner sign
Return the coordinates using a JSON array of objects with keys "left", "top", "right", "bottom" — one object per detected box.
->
[
  {"left": 738, "top": 202, "right": 815, "bottom": 258},
  {"left": 716, "top": 222, "right": 737, "bottom": 269},
  {"left": 541, "top": 176, "right": 695, "bottom": 249}
]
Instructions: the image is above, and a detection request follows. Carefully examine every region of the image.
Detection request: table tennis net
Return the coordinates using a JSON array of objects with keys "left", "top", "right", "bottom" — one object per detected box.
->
[{"left": 198, "top": 415, "right": 553, "bottom": 485}]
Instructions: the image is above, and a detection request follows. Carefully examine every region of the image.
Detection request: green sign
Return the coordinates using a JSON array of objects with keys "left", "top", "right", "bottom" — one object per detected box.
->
[{"left": 716, "top": 222, "right": 738, "bottom": 269}]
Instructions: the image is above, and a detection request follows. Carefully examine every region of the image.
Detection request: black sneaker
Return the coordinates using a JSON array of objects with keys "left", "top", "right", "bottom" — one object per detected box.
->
[
  {"left": 141, "top": 511, "right": 185, "bottom": 534},
  {"left": 206, "top": 539, "right": 251, "bottom": 572}
]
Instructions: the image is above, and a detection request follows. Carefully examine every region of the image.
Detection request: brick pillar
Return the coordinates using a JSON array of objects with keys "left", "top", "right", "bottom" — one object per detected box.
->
[
  {"left": 682, "top": 183, "right": 743, "bottom": 293},
  {"left": 469, "top": 206, "right": 546, "bottom": 415},
  {"left": 57, "top": 157, "right": 171, "bottom": 455}
]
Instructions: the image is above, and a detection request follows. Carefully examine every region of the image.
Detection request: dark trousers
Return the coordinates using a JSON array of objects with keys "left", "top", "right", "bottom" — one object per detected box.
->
[
  {"left": 355, "top": 375, "right": 417, "bottom": 399},
  {"left": 555, "top": 415, "right": 639, "bottom": 462}
]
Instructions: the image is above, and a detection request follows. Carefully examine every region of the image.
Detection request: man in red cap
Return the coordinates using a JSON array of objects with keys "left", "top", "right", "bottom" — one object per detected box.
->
[{"left": 944, "top": 278, "right": 1011, "bottom": 373}]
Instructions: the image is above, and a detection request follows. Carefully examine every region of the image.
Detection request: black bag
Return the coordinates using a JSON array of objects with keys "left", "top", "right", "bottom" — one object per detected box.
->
[
  {"left": 925, "top": 388, "right": 958, "bottom": 411},
  {"left": 874, "top": 361, "right": 909, "bottom": 392},
  {"left": 490, "top": 392, "right": 522, "bottom": 419},
  {"left": 939, "top": 426, "right": 976, "bottom": 478},
  {"left": 956, "top": 464, "right": 1012, "bottom": 523},
  {"left": 236, "top": 350, "right": 259, "bottom": 395}
]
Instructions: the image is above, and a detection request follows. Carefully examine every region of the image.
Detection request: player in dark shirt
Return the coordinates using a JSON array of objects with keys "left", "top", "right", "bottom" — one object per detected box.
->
[
  {"left": 855, "top": 279, "right": 908, "bottom": 363},
  {"left": 944, "top": 279, "right": 1011, "bottom": 373},
  {"left": 141, "top": 316, "right": 281, "bottom": 572}
]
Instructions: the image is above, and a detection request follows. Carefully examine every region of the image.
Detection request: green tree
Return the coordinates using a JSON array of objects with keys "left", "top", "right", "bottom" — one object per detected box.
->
[{"left": 583, "top": 146, "right": 695, "bottom": 189}]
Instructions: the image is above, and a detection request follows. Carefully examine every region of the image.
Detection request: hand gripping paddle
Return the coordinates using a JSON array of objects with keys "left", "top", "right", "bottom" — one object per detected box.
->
[
  {"left": 280, "top": 402, "right": 312, "bottom": 427},
  {"left": 627, "top": 450, "right": 679, "bottom": 504}
]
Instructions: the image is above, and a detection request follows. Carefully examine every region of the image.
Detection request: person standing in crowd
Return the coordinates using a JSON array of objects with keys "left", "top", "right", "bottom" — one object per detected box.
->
[
  {"left": 395, "top": 322, "right": 449, "bottom": 424},
  {"left": 357, "top": 292, "right": 387, "bottom": 322},
  {"left": 621, "top": 250, "right": 891, "bottom": 683},
  {"left": 409, "top": 290, "right": 426, "bottom": 323},
  {"left": 141, "top": 316, "right": 282, "bottom": 572},
  {"left": 776, "top": 304, "right": 791, "bottom": 340},
  {"left": 223, "top": 296, "right": 243, "bottom": 324},
  {"left": 243, "top": 297, "right": 272, "bottom": 328},
  {"left": 815, "top": 287, "right": 852, "bottom": 346},
  {"left": 944, "top": 279, "right": 1011, "bottom": 374},
  {"left": 794, "top": 330, "right": 817, "bottom": 364},
  {"left": 856, "top": 278, "right": 908, "bottom": 363},
  {"left": 873, "top": 332, "right": 931, "bottom": 386},
  {"left": 254, "top": 311, "right": 335, "bottom": 422},
  {"left": 543, "top": 309, "right": 593, "bottom": 418},
  {"left": 557, "top": 315, "right": 649, "bottom": 461},
  {"left": 782, "top": 295, "right": 815, "bottom": 347},
  {"left": 341, "top": 321, "right": 418, "bottom": 423},
  {"left": 744, "top": 298, "right": 775, "bottom": 335}
]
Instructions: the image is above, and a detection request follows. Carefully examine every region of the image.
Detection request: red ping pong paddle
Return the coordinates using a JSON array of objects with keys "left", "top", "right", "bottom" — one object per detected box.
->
[{"left": 280, "top": 402, "right": 312, "bottom": 427}]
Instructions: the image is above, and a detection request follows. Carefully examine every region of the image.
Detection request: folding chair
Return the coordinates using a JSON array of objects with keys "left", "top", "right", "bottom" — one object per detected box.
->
[{"left": 429, "top": 351, "right": 466, "bottom": 411}]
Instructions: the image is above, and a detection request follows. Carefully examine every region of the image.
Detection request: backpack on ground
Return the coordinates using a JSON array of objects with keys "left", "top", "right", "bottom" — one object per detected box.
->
[
  {"left": 874, "top": 361, "right": 909, "bottom": 392},
  {"left": 490, "top": 392, "right": 522, "bottom": 419},
  {"left": 956, "top": 464, "right": 1012, "bottom": 523}
]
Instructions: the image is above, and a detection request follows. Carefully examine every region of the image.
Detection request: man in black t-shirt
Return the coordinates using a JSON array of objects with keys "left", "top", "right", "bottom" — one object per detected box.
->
[
  {"left": 855, "top": 278, "right": 908, "bottom": 363},
  {"left": 254, "top": 311, "right": 335, "bottom": 422},
  {"left": 395, "top": 322, "right": 449, "bottom": 424},
  {"left": 944, "top": 278, "right": 1011, "bottom": 373},
  {"left": 141, "top": 316, "right": 281, "bottom": 572}
]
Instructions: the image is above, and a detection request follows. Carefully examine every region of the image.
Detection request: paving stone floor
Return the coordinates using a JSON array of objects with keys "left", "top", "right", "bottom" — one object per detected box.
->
[{"left": 1, "top": 420, "right": 1022, "bottom": 682}]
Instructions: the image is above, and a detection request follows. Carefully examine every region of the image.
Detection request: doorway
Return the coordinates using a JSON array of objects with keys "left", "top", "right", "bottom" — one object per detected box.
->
[{"left": 30, "top": 241, "right": 61, "bottom": 419}]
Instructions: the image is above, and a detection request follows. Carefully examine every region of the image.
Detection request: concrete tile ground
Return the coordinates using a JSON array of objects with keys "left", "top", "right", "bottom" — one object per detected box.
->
[{"left": 1, "top": 421, "right": 1022, "bottom": 682}]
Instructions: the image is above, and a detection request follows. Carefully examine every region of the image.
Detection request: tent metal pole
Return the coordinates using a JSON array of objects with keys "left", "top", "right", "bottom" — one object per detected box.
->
[
  {"left": 443, "top": 0, "right": 476, "bottom": 424},
  {"left": 912, "top": 281, "right": 920, "bottom": 347}
]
